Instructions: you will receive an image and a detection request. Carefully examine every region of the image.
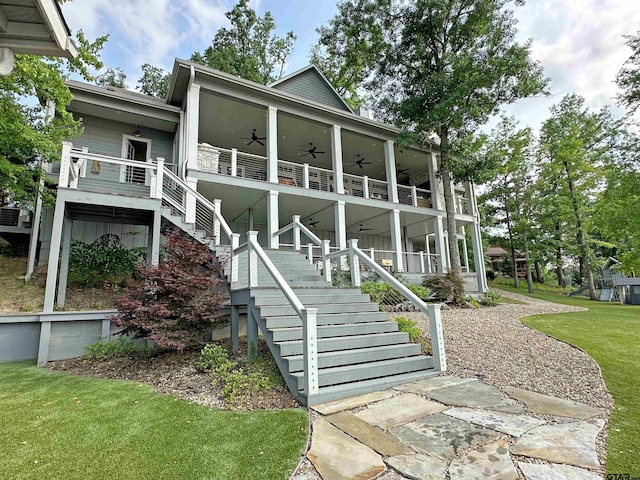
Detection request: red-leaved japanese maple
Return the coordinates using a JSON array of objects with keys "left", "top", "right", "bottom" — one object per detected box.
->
[{"left": 112, "top": 230, "right": 228, "bottom": 351}]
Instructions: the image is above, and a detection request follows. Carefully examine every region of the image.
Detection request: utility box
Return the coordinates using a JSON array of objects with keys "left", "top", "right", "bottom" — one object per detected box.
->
[{"left": 197, "top": 143, "right": 220, "bottom": 173}]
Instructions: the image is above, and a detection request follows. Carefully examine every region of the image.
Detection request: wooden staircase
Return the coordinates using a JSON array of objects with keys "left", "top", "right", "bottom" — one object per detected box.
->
[
  {"left": 229, "top": 248, "right": 438, "bottom": 406},
  {"left": 160, "top": 190, "right": 441, "bottom": 406}
]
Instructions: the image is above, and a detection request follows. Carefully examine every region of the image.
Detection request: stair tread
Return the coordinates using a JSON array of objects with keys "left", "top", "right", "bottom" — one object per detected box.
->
[
  {"left": 302, "top": 370, "right": 440, "bottom": 405},
  {"left": 277, "top": 332, "right": 407, "bottom": 347},
  {"left": 290, "top": 355, "right": 430, "bottom": 378},
  {"left": 285, "top": 343, "right": 420, "bottom": 361},
  {"left": 270, "top": 321, "right": 398, "bottom": 333}
]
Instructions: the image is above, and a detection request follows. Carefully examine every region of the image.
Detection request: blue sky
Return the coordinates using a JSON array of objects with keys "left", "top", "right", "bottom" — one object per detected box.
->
[
  {"left": 61, "top": 0, "right": 339, "bottom": 83},
  {"left": 61, "top": 0, "right": 640, "bottom": 130}
]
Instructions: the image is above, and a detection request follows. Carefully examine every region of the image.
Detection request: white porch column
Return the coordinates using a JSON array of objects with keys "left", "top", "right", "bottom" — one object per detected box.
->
[
  {"left": 185, "top": 177, "right": 197, "bottom": 224},
  {"left": 444, "top": 234, "right": 451, "bottom": 270},
  {"left": 55, "top": 217, "right": 72, "bottom": 306},
  {"left": 266, "top": 106, "right": 278, "bottom": 183},
  {"left": 185, "top": 83, "right": 200, "bottom": 172},
  {"left": 462, "top": 230, "right": 470, "bottom": 273},
  {"left": 390, "top": 209, "right": 404, "bottom": 272},
  {"left": 334, "top": 200, "right": 347, "bottom": 251},
  {"left": 25, "top": 180, "right": 44, "bottom": 280},
  {"left": 432, "top": 217, "right": 447, "bottom": 273},
  {"left": 150, "top": 209, "right": 161, "bottom": 266},
  {"left": 384, "top": 140, "right": 399, "bottom": 203},
  {"left": 465, "top": 181, "right": 487, "bottom": 292},
  {"left": 331, "top": 125, "right": 344, "bottom": 194},
  {"left": 43, "top": 196, "right": 66, "bottom": 312},
  {"left": 428, "top": 152, "right": 442, "bottom": 210},
  {"left": 267, "top": 190, "right": 279, "bottom": 249}
]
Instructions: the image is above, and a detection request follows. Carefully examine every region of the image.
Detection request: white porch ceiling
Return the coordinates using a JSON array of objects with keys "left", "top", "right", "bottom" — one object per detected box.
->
[{"left": 198, "top": 91, "right": 434, "bottom": 187}]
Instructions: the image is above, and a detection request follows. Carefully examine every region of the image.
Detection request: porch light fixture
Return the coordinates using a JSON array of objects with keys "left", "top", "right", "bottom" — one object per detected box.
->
[{"left": 133, "top": 129, "right": 142, "bottom": 138}]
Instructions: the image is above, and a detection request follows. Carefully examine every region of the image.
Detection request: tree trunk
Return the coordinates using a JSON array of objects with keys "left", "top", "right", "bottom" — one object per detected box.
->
[
  {"left": 554, "top": 222, "right": 564, "bottom": 287},
  {"left": 534, "top": 261, "right": 542, "bottom": 283},
  {"left": 503, "top": 202, "right": 519, "bottom": 288},
  {"left": 439, "top": 131, "right": 462, "bottom": 273},
  {"left": 523, "top": 232, "right": 534, "bottom": 293},
  {"left": 562, "top": 159, "right": 597, "bottom": 300}
]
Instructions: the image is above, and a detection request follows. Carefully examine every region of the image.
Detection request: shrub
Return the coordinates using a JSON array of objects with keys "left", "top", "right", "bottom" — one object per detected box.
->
[
  {"left": 361, "top": 281, "right": 403, "bottom": 309},
  {"left": 396, "top": 316, "right": 421, "bottom": 342},
  {"left": 69, "top": 234, "right": 146, "bottom": 287},
  {"left": 197, "top": 343, "right": 281, "bottom": 407},
  {"left": 83, "top": 337, "right": 148, "bottom": 360},
  {"left": 422, "top": 271, "right": 466, "bottom": 304},
  {"left": 407, "top": 284, "right": 430, "bottom": 301},
  {"left": 478, "top": 290, "right": 503, "bottom": 306},
  {"left": 112, "top": 231, "right": 228, "bottom": 351},
  {"left": 486, "top": 269, "right": 496, "bottom": 281}
]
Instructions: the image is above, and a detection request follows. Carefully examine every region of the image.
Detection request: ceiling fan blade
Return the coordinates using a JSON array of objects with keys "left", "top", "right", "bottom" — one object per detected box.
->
[
  {"left": 299, "top": 152, "right": 310, "bottom": 157},
  {"left": 246, "top": 140, "right": 254, "bottom": 145},
  {"left": 363, "top": 161, "right": 372, "bottom": 165},
  {"left": 257, "top": 136, "right": 266, "bottom": 140},
  {"left": 311, "top": 152, "right": 317, "bottom": 159},
  {"left": 315, "top": 151, "right": 325, "bottom": 154},
  {"left": 256, "top": 140, "right": 264, "bottom": 146}
]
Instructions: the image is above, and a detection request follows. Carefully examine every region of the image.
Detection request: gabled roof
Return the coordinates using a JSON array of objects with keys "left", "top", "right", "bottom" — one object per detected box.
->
[{"left": 269, "top": 64, "right": 354, "bottom": 114}]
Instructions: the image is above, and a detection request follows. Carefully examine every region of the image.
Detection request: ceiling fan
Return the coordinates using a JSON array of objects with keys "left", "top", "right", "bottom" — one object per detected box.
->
[
  {"left": 240, "top": 129, "right": 266, "bottom": 146},
  {"left": 350, "top": 155, "right": 372, "bottom": 169},
  {"left": 308, "top": 219, "right": 320, "bottom": 228},
  {"left": 357, "top": 224, "right": 373, "bottom": 232},
  {"left": 298, "top": 143, "right": 325, "bottom": 159},
  {"left": 396, "top": 167, "right": 410, "bottom": 175}
]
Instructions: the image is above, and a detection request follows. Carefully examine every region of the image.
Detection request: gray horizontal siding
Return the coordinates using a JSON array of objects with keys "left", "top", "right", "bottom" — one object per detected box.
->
[
  {"left": 273, "top": 69, "right": 350, "bottom": 112},
  {"left": 71, "top": 114, "right": 175, "bottom": 161}
]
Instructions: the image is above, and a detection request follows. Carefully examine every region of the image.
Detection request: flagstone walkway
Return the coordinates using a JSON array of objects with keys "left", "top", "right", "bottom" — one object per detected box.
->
[{"left": 294, "top": 376, "right": 605, "bottom": 480}]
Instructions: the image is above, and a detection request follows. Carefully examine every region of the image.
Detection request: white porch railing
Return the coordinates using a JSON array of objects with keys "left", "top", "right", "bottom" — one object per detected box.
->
[
  {"left": 161, "top": 169, "right": 233, "bottom": 246},
  {"left": 232, "top": 231, "right": 319, "bottom": 396},
  {"left": 59, "top": 143, "right": 161, "bottom": 194},
  {"left": 272, "top": 216, "right": 331, "bottom": 283},
  {"left": 325, "top": 240, "right": 446, "bottom": 372}
]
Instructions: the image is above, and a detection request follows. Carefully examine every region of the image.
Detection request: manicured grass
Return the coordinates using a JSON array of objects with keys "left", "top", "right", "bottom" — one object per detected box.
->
[
  {"left": 0, "top": 361, "right": 307, "bottom": 480},
  {"left": 498, "top": 286, "right": 640, "bottom": 474}
]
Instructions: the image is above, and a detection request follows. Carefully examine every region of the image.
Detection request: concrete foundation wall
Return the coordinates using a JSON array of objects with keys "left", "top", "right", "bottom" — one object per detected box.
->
[
  {"left": 0, "top": 321, "right": 40, "bottom": 361},
  {"left": 48, "top": 320, "right": 104, "bottom": 361}
]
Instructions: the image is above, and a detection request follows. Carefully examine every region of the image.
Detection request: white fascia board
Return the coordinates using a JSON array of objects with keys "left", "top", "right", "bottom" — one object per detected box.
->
[{"left": 35, "top": 0, "right": 77, "bottom": 58}]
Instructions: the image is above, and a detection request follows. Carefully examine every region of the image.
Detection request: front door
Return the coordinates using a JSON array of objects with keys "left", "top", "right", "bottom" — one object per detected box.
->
[{"left": 121, "top": 136, "right": 151, "bottom": 185}]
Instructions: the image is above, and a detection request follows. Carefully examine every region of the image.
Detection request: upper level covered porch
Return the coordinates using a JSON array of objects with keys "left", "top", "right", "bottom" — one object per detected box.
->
[{"left": 169, "top": 60, "right": 473, "bottom": 217}]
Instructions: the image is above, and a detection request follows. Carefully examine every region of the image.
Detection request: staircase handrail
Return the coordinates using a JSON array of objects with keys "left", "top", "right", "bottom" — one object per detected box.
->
[
  {"left": 272, "top": 215, "right": 331, "bottom": 282},
  {"left": 233, "top": 231, "right": 319, "bottom": 396},
  {"left": 162, "top": 168, "right": 233, "bottom": 243},
  {"left": 326, "top": 239, "right": 446, "bottom": 371}
]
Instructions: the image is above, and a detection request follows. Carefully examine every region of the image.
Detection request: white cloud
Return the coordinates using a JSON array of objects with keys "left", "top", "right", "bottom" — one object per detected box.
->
[
  {"left": 62, "top": 0, "right": 234, "bottom": 82},
  {"left": 505, "top": 0, "right": 640, "bottom": 129}
]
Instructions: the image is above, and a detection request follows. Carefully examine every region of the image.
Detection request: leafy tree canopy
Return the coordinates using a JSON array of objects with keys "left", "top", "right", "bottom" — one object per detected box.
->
[
  {"left": 0, "top": 31, "right": 108, "bottom": 206},
  {"left": 315, "top": 0, "right": 547, "bottom": 272},
  {"left": 616, "top": 30, "right": 640, "bottom": 115},
  {"left": 96, "top": 67, "right": 127, "bottom": 88},
  {"left": 137, "top": 63, "right": 171, "bottom": 99},
  {"left": 190, "top": 0, "right": 296, "bottom": 85}
]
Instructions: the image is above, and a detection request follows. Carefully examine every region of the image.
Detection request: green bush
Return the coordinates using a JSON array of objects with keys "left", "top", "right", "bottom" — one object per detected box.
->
[
  {"left": 422, "top": 271, "right": 466, "bottom": 304},
  {"left": 407, "top": 284, "right": 430, "bottom": 301},
  {"left": 466, "top": 296, "right": 481, "bottom": 308},
  {"left": 197, "top": 343, "right": 283, "bottom": 408},
  {"left": 69, "top": 234, "right": 146, "bottom": 287},
  {"left": 360, "top": 281, "right": 403, "bottom": 308},
  {"left": 83, "top": 337, "right": 149, "bottom": 360},
  {"left": 396, "top": 316, "right": 421, "bottom": 342},
  {"left": 478, "top": 290, "right": 503, "bottom": 306}
]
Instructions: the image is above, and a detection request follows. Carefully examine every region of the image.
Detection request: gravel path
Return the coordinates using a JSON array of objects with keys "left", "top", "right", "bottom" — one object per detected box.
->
[{"left": 390, "top": 289, "right": 614, "bottom": 469}]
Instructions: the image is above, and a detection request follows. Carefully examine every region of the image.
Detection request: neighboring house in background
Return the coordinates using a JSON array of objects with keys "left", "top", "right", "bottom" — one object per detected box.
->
[
  {"left": 7, "top": 58, "right": 487, "bottom": 405},
  {"left": 0, "top": 0, "right": 77, "bottom": 76},
  {"left": 485, "top": 245, "right": 527, "bottom": 278}
]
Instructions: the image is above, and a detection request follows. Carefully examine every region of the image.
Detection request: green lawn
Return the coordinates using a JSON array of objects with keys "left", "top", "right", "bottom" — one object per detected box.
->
[
  {"left": 0, "top": 361, "right": 307, "bottom": 480},
  {"left": 497, "top": 286, "right": 640, "bottom": 474}
]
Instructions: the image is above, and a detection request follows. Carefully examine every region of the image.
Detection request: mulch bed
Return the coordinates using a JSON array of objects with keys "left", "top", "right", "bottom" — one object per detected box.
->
[{"left": 48, "top": 339, "right": 300, "bottom": 411}]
